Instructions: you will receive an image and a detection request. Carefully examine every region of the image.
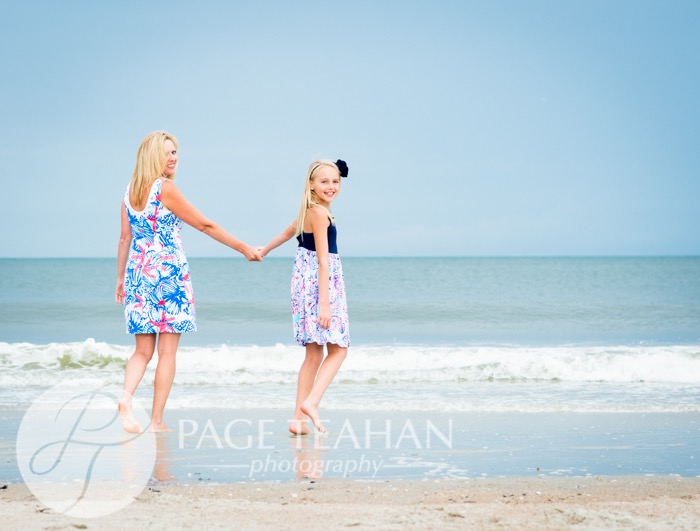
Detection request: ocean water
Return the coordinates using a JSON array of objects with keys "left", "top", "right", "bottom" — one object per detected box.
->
[{"left": 1, "top": 257, "right": 699, "bottom": 413}]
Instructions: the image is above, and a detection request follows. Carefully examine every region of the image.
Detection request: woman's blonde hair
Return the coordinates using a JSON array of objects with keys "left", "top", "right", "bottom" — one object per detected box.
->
[
  {"left": 294, "top": 160, "right": 341, "bottom": 237},
  {"left": 129, "top": 131, "right": 179, "bottom": 205}
]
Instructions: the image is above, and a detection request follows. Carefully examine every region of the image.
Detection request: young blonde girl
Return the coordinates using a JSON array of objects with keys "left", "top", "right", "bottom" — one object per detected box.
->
[{"left": 261, "top": 159, "right": 350, "bottom": 435}]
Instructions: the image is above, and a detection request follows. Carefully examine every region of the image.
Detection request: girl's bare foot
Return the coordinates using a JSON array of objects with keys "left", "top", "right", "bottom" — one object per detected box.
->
[
  {"left": 118, "top": 402, "right": 143, "bottom": 434},
  {"left": 289, "top": 419, "right": 312, "bottom": 435},
  {"left": 300, "top": 401, "right": 328, "bottom": 435},
  {"left": 149, "top": 419, "right": 173, "bottom": 433}
]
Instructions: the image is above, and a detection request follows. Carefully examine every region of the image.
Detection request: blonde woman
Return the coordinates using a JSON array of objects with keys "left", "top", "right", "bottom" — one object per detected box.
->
[
  {"left": 115, "top": 131, "right": 261, "bottom": 433},
  {"left": 261, "top": 159, "right": 350, "bottom": 435}
]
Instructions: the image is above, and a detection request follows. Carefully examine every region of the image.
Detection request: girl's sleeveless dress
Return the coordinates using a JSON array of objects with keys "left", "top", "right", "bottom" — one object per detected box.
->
[
  {"left": 291, "top": 223, "right": 350, "bottom": 347},
  {"left": 123, "top": 179, "right": 196, "bottom": 334}
]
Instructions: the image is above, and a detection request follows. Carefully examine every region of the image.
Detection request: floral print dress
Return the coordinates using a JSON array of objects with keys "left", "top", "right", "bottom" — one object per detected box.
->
[
  {"left": 123, "top": 179, "right": 196, "bottom": 334},
  {"left": 291, "top": 224, "right": 350, "bottom": 347}
]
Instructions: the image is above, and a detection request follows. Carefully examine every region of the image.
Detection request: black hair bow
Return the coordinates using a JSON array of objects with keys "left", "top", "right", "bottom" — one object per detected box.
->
[{"left": 335, "top": 159, "right": 349, "bottom": 178}]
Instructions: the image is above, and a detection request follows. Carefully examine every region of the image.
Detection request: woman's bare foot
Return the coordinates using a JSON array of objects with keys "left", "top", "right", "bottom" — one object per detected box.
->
[
  {"left": 300, "top": 401, "right": 328, "bottom": 435},
  {"left": 149, "top": 419, "right": 173, "bottom": 433},
  {"left": 289, "top": 418, "right": 312, "bottom": 436},
  {"left": 118, "top": 402, "right": 143, "bottom": 434}
]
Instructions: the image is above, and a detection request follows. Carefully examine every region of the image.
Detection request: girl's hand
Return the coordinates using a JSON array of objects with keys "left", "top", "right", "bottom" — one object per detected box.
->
[
  {"left": 115, "top": 281, "right": 125, "bottom": 304},
  {"left": 318, "top": 305, "right": 331, "bottom": 329}
]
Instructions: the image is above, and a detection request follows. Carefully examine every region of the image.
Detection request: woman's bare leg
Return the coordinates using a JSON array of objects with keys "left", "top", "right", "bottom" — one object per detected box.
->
[
  {"left": 150, "top": 333, "right": 181, "bottom": 432},
  {"left": 119, "top": 334, "right": 156, "bottom": 433}
]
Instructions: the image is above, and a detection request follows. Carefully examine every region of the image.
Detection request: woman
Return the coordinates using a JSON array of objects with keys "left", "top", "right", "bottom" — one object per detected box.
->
[{"left": 115, "top": 130, "right": 260, "bottom": 433}]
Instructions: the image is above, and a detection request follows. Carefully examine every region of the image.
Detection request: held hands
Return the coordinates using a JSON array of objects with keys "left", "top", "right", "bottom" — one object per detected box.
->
[{"left": 242, "top": 244, "right": 263, "bottom": 262}]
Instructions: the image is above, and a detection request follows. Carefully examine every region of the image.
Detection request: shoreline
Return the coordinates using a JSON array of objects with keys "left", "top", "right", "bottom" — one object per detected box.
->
[{"left": 3, "top": 409, "right": 699, "bottom": 484}]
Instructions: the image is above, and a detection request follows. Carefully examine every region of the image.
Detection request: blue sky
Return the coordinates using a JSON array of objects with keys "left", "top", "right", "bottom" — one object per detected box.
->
[{"left": 1, "top": 0, "right": 698, "bottom": 257}]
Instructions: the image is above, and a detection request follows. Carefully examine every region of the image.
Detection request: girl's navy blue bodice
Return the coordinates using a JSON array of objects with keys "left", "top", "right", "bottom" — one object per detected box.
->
[{"left": 297, "top": 224, "right": 338, "bottom": 254}]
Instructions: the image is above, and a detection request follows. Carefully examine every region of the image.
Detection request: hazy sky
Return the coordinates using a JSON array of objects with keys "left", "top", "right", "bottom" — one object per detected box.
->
[{"left": 1, "top": 0, "right": 698, "bottom": 257}]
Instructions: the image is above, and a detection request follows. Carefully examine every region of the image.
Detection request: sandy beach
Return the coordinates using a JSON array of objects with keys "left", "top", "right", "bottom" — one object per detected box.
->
[
  {"left": 1, "top": 476, "right": 699, "bottom": 530},
  {"left": 2, "top": 405, "right": 700, "bottom": 529}
]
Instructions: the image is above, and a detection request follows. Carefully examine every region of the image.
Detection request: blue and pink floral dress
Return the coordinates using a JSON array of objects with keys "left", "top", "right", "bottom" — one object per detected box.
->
[{"left": 123, "top": 179, "right": 196, "bottom": 334}]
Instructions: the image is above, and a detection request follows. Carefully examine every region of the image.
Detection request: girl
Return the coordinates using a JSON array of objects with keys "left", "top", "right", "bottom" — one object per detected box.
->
[
  {"left": 116, "top": 131, "right": 261, "bottom": 433},
  {"left": 261, "top": 159, "right": 350, "bottom": 435}
]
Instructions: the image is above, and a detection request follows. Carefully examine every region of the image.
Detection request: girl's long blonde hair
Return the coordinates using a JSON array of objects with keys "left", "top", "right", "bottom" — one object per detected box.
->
[
  {"left": 129, "top": 131, "right": 179, "bottom": 205},
  {"left": 294, "top": 160, "right": 341, "bottom": 237}
]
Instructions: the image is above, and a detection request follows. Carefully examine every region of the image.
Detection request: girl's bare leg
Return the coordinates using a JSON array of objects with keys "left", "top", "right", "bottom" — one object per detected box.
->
[
  {"left": 150, "top": 333, "right": 180, "bottom": 432},
  {"left": 290, "top": 343, "right": 324, "bottom": 435},
  {"left": 119, "top": 334, "right": 156, "bottom": 433},
  {"left": 300, "top": 343, "right": 347, "bottom": 434}
]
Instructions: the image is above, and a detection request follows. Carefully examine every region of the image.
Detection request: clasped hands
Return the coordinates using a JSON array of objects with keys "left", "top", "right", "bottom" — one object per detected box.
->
[{"left": 243, "top": 246, "right": 264, "bottom": 262}]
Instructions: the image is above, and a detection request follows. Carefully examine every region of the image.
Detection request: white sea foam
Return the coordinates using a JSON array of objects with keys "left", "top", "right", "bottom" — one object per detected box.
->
[
  {"left": 2, "top": 339, "right": 699, "bottom": 412},
  {"left": 1, "top": 339, "right": 698, "bottom": 384}
]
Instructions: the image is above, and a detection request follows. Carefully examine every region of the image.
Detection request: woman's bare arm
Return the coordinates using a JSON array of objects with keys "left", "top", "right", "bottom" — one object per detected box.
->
[{"left": 160, "top": 180, "right": 261, "bottom": 261}]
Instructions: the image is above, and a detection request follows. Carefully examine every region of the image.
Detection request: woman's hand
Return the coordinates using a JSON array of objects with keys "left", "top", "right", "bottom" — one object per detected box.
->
[
  {"left": 115, "top": 280, "right": 125, "bottom": 304},
  {"left": 317, "top": 304, "right": 331, "bottom": 329}
]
